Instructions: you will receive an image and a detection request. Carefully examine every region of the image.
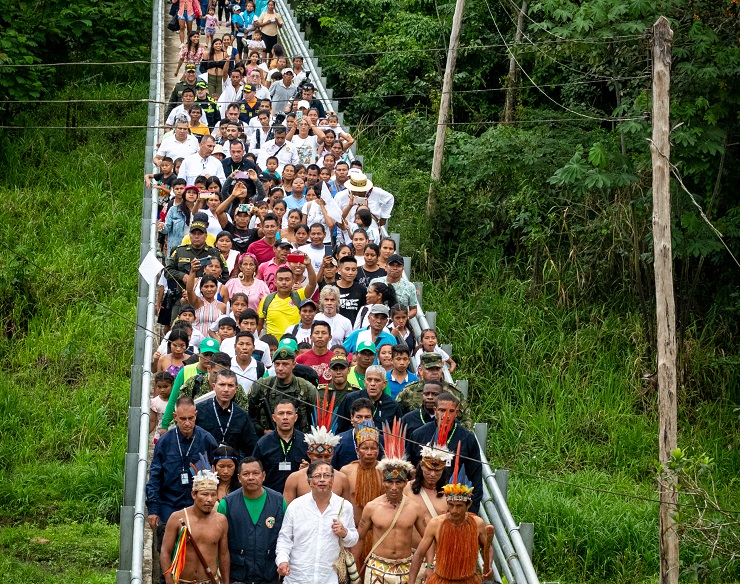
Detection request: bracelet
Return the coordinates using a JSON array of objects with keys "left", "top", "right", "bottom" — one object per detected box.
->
[{"left": 425, "top": 563, "right": 435, "bottom": 570}]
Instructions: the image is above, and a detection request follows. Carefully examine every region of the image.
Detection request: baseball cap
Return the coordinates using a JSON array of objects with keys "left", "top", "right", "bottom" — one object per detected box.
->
[
  {"left": 195, "top": 80, "right": 208, "bottom": 89},
  {"left": 420, "top": 352, "right": 443, "bottom": 369},
  {"left": 330, "top": 355, "right": 349, "bottom": 368},
  {"left": 275, "top": 240, "right": 293, "bottom": 249},
  {"left": 199, "top": 338, "right": 220, "bottom": 354},
  {"left": 243, "top": 83, "right": 254, "bottom": 93},
  {"left": 278, "top": 338, "right": 298, "bottom": 352},
  {"left": 272, "top": 346, "right": 296, "bottom": 361},
  {"left": 356, "top": 341, "right": 377, "bottom": 354},
  {"left": 387, "top": 254, "right": 404, "bottom": 265},
  {"left": 185, "top": 63, "right": 197, "bottom": 72},
  {"left": 190, "top": 212, "right": 209, "bottom": 233},
  {"left": 369, "top": 304, "right": 390, "bottom": 316},
  {"left": 282, "top": 68, "right": 294, "bottom": 76},
  {"left": 297, "top": 100, "right": 310, "bottom": 110},
  {"left": 231, "top": 4, "right": 241, "bottom": 11},
  {"left": 300, "top": 299, "right": 317, "bottom": 309}
]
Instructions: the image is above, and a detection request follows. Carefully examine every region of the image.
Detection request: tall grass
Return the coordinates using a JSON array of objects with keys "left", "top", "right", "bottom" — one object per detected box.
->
[
  {"left": 364, "top": 149, "right": 740, "bottom": 583},
  {"left": 0, "top": 81, "right": 148, "bottom": 581}
]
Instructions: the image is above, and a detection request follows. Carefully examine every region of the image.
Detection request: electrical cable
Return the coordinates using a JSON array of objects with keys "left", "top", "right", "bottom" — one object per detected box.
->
[{"left": 1, "top": 237, "right": 738, "bottom": 515}]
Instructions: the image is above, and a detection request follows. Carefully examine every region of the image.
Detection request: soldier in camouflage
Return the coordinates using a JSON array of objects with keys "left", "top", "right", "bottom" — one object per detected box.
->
[
  {"left": 248, "top": 346, "right": 317, "bottom": 436},
  {"left": 396, "top": 352, "right": 472, "bottom": 428}
]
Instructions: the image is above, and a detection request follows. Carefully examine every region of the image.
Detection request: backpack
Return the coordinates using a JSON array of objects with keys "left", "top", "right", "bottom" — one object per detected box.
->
[{"left": 261, "top": 290, "right": 302, "bottom": 318}]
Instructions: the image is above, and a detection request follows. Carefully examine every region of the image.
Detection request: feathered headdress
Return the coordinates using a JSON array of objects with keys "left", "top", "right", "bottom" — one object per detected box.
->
[
  {"left": 355, "top": 420, "right": 380, "bottom": 447},
  {"left": 305, "top": 393, "right": 341, "bottom": 454},
  {"left": 442, "top": 442, "right": 474, "bottom": 501},
  {"left": 192, "top": 469, "right": 219, "bottom": 492},
  {"left": 419, "top": 410, "right": 456, "bottom": 470},
  {"left": 377, "top": 419, "right": 414, "bottom": 481}
]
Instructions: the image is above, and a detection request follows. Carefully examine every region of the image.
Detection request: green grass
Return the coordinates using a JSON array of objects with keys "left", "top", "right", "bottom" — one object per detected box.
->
[
  {"left": 363, "top": 149, "right": 740, "bottom": 583},
  {"left": 0, "top": 81, "right": 148, "bottom": 580}
]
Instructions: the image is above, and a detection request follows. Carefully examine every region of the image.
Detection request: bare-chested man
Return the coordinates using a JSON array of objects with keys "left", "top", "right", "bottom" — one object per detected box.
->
[
  {"left": 409, "top": 467, "right": 494, "bottom": 584},
  {"left": 404, "top": 461, "right": 448, "bottom": 549},
  {"left": 160, "top": 469, "right": 230, "bottom": 584},
  {"left": 284, "top": 424, "right": 352, "bottom": 503},
  {"left": 341, "top": 421, "right": 383, "bottom": 563},
  {"left": 354, "top": 444, "right": 427, "bottom": 584}
]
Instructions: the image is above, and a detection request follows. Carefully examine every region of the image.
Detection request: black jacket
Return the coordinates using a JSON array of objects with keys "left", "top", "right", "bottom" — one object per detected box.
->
[{"left": 336, "top": 390, "right": 402, "bottom": 434}]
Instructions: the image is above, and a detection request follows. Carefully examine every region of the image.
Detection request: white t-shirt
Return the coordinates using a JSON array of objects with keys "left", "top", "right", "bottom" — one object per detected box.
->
[
  {"left": 298, "top": 243, "right": 326, "bottom": 272},
  {"left": 221, "top": 335, "right": 273, "bottom": 368},
  {"left": 301, "top": 201, "right": 331, "bottom": 243},
  {"left": 231, "top": 356, "right": 260, "bottom": 395},
  {"left": 284, "top": 323, "right": 312, "bottom": 344},
  {"left": 291, "top": 134, "right": 319, "bottom": 165},
  {"left": 415, "top": 344, "right": 450, "bottom": 362},
  {"left": 314, "top": 312, "right": 353, "bottom": 347},
  {"left": 156, "top": 328, "right": 205, "bottom": 355}
]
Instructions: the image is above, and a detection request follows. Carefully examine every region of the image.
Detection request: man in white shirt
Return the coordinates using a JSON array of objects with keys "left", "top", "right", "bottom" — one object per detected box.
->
[
  {"left": 315, "top": 285, "right": 353, "bottom": 346},
  {"left": 276, "top": 460, "right": 358, "bottom": 584},
  {"left": 270, "top": 68, "right": 296, "bottom": 114},
  {"left": 164, "top": 88, "right": 197, "bottom": 129},
  {"left": 246, "top": 69, "right": 271, "bottom": 101},
  {"left": 334, "top": 171, "right": 395, "bottom": 228},
  {"left": 218, "top": 69, "right": 245, "bottom": 117},
  {"left": 291, "top": 56, "right": 307, "bottom": 85},
  {"left": 178, "top": 135, "right": 227, "bottom": 184},
  {"left": 230, "top": 331, "right": 261, "bottom": 395},
  {"left": 153, "top": 119, "right": 199, "bottom": 167},
  {"left": 257, "top": 125, "right": 299, "bottom": 173}
]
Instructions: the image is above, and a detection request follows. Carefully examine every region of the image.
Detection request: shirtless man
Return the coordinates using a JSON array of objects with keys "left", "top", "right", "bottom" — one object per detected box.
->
[
  {"left": 283, "top": 423, "right": 352, "bottom": 503},
  {"left": 160, "top": 470, "right": 230, "bottom": 584},
  {"left": 354, "top": 444, "right": 427, "bottom": 584},
  {"left": 409, "top": 466, "right": 494, "bottom": 584},
  {"left": 340, "top": 422, "right": 383, "bottom": 528},
  {"left": 404, "top": 461, "right": 448, "bottom": 549}
]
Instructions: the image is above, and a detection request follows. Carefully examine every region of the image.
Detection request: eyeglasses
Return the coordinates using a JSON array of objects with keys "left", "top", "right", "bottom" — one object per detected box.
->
[{"left": 310, "top": 473, "right": 333, "bottom": 480}]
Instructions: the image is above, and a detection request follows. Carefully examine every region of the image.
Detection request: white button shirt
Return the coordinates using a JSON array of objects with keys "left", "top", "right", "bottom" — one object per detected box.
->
[
  {"left": 155, "top": 134, "right": 199, "bottom": 161},
  {"left": 275, "top": 492, "right": 358, "bottom": 584},
  {"left": 178, "top": 152, "right": 227, "bottom": 184}
]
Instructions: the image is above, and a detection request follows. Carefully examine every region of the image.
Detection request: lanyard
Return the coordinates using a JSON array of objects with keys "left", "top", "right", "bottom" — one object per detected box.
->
[
  {"left": 434, "top": 425, "right": 456, "bottom": 446},
  {"left": 175, "top": 427, "right": 195, "bottom": 470},
  {"left": 279, "top": 437, "right": 294, "bottom": 459},
  {"left": 212, "top": 399, "right": 234, "bottom": 443}
]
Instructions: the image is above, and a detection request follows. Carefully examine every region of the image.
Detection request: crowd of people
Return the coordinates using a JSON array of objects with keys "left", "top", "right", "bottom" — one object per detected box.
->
[{"left": 145, "top": 3, "right": 494, "bottom": 583}]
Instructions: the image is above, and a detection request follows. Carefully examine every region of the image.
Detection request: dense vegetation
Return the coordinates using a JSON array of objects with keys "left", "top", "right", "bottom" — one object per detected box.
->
[
  {"left": 294, "top": 0, "right": 740, "bottom": 581},
  {"left": 1, "top": 1, "right": 150, "bottom": 579},
  {"left": 1, "top": 0, "right": 738, "bottom": 582}
]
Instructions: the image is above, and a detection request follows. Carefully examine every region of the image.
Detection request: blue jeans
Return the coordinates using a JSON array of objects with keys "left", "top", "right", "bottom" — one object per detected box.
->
[{"left": 199, "top": 0, "right": 209, "bottom": 28}]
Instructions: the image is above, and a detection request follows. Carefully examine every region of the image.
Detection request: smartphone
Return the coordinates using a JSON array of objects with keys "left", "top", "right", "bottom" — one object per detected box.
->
[
  {"left": 199, "top": 191, "right": 213, "bottom": 199},
  {"left": 233, "top": 170, "right": 250, "bottom": 179},
  {"left": 354, "top": 196, "right": 367, "bottom": 205},
  {"left": 296, "top": 111, "right": 303, "bottom": 120},
  {"left": 287, "top": 252, "right": 304, "bottom": 263},
  {"left": 194, "top": 256, "right": 210, "bottom": 276}
]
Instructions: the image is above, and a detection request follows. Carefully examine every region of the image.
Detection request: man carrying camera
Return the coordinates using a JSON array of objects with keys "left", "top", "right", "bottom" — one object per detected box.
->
[{"left": 166, "top": 212, "right": 229, "bottom": 289}]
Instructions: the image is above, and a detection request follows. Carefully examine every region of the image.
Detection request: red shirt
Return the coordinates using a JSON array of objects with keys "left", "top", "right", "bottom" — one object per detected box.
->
[
  {"left": 247, "top": 238, "right": 276, "bottom": 266},
  {"left": 295, "top": 349, "right": 333, "bottom": 383}
]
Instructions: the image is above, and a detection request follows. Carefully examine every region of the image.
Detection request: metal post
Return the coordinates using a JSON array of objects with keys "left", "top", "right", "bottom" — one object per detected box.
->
[
  {"left": 495, "top": 469, "right": 509, "bottom": 502},
  {"left": 520, "top": 523, "right": 534, "bottom": 560},
  {"left": 457, "top": 378, "right": 469, "bottom": 400},
  {"left": 425, "top": 311, "right": 437, "bottom": 331},
  {"left": 403, "top": 256, "right": 411, "bottom": 279},
  {"left": 414, "top": 281, "right": 423, "bottom": 304}
]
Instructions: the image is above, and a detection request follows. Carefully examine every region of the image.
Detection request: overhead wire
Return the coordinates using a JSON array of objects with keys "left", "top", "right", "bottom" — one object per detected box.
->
[{"left": 1, "top": 236, "right": 739, "bottom": 516}]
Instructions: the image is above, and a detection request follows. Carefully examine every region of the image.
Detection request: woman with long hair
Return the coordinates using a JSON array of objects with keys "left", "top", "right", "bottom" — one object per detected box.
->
[
  {"left": 253, "top": 0, "right": 283, "bottom": 59},
  {"left": 203, "top": 37, "right": 229, "bottom": 96},
  {"left": 175, "top": 31, "right": 206, "bottom": 77},
  {"left": 163, "top": 185, "right": 199, "bottom": 255},
  {"left": 186, "top": 268, "right": 227, "bottom": 337},
  {"left": 211, "top": 445, "right": 240, "bottom": 500},
  {"left": 354, "top": 281, "right": 398, "bottom": 329}
]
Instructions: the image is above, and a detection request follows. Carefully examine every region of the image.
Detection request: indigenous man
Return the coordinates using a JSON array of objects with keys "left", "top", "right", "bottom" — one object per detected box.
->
[
  {"left": 283, "top": 399, "right": 352, "bottom": 503},
  {"left": 409, "top": 460, "right": 494, "bottom": 584},
  {"left": 160, "top": 469, "right": 230, "bottom": 584},
  {"left": 340, "top": 421, "right": 383, "bottom": 564},
  {"left": 354, "top": 422, "right": 427, "bottom": 584}
]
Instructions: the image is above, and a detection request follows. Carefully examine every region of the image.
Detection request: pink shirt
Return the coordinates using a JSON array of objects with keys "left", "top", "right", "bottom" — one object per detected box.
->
[
  {"left": 225, "top": 277, "right": 270, "bottom": 312},
  {"left": 247, "top": 238, "right": 276, "bottom": 266}
]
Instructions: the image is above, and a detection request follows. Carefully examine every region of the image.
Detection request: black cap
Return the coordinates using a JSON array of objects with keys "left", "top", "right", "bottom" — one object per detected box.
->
[{"left": 387, "top": 253, "right": 404, "bottom": 265}]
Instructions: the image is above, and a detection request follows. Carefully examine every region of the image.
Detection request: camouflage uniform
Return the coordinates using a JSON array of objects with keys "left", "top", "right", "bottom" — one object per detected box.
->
[
  {"left": 165, "top": 243, "right": 229, "bottom": 288},
  {"left": 180, "top": 372, "right": 250, "bottom": 411},
  {"left": 248, "top": 347, "right": 318, "bottom": 435}
]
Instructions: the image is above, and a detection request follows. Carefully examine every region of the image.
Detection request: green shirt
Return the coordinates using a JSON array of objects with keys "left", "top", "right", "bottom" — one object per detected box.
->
[
  {"left": 217, "top": 489, "right": 287, "bottom": 523},
  {"left": 347, "top": 367, "right": 365, "bottom": 390}
]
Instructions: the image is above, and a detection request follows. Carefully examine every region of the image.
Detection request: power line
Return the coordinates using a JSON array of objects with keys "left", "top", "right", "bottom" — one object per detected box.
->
[
  {"left": 0, "top": 35, "right": 646, "bottom": 69},
  {"left": 482, "top": 0, "right": 632, "bottom": 122},
  {"left": 1, "top": 237, "right": 738, "bottom": 515},
  {"left": 0, "top": 76, "right": 650, "bottom": 106}
]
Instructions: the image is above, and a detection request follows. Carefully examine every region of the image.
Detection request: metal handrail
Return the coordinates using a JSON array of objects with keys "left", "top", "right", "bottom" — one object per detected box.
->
[{"left": 118, "top": 0, "right": 163, "bottom": 581}]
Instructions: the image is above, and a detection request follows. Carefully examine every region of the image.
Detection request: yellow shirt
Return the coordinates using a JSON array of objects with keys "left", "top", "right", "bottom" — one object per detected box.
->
[
  {"left": 258, "top": 288, "right": 307, "bottom": 336},
  {"left": 189, "top": 123, "right": 211, "bottom": 137},
  {"left": 180, "top": 233, "right": 217, "bottom": 246}
]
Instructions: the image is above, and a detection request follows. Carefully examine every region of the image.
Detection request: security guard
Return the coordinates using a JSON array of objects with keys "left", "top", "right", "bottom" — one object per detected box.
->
[
  {"left": 248, "top": 346, "right": 317, "bottom": 436},
  {"left": 166, "top": 63, "right": 199, "bottom": 117},
  {"left": 396, "top": 352, "right": 473, "bottom": 428},
  {"left": 194, "top": 80, "right": 222, "bottom": 129},
  {"left": 165, "top": 212, "right": 229, "bottom": 289},
  {"left": 317, "top": 354, "right": 361, "bottom": 413}
]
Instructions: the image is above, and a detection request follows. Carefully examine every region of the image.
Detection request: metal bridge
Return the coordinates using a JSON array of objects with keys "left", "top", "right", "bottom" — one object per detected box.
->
[{"left": 116, "top": 0, "right": 543, "bottom": 581}]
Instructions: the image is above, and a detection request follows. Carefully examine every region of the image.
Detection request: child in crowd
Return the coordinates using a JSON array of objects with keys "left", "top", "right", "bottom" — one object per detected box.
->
[
  {"left": 145, "top": 156, "right": 176, "bottom": 212},
  {"left": 205, "top": 6, "right": 219, "bottom": 47},
  {"left": 387, "top": 304, "right": 415, "bottom": 354},
  {"left": 247, "top": 30, "right": 266, "bottom": 58},
  {"left": 149, "top": 371, "right": 175, "bottom": 443},
  {"left": 386, "top": 344, "right": 418, "bottom": 399},
  {"left": 415, "top": 328, "right": 456, "bottom": 372}
]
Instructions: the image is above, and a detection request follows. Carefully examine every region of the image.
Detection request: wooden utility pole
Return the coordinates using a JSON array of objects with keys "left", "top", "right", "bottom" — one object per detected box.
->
[
  {"left": 427, "top": 0, "right": 467, "bottom": 216},
  {"left": 503, "top": 1, "right": 527, "bottom": 123},
  {"left": 650, "top": 15, "right": 678, "bottom": 584}
]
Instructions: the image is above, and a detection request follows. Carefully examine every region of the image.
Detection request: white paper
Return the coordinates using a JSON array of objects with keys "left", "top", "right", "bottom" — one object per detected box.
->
[
  {"left": 322, "top": 182, "right": 344, "bottom": 224},
  {"left": 139, "top": 250, "right": 165, "bottom": 286}
]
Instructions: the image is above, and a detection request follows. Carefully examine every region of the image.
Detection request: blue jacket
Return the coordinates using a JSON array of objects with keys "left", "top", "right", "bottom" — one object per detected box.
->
[
  {"left": 164, "top": 205, "right": 191, "bottom": 256},
  {"left": 342, "top": 328, "right": 397, "bottom": 356},
  {"left": 146, "top": 426, "right": 218, "bottom": 521}
]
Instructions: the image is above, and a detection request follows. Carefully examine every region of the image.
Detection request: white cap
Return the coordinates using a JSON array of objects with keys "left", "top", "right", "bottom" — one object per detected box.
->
[{"left": 297, "top": 100, "right": 311, "bottom": 110}]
